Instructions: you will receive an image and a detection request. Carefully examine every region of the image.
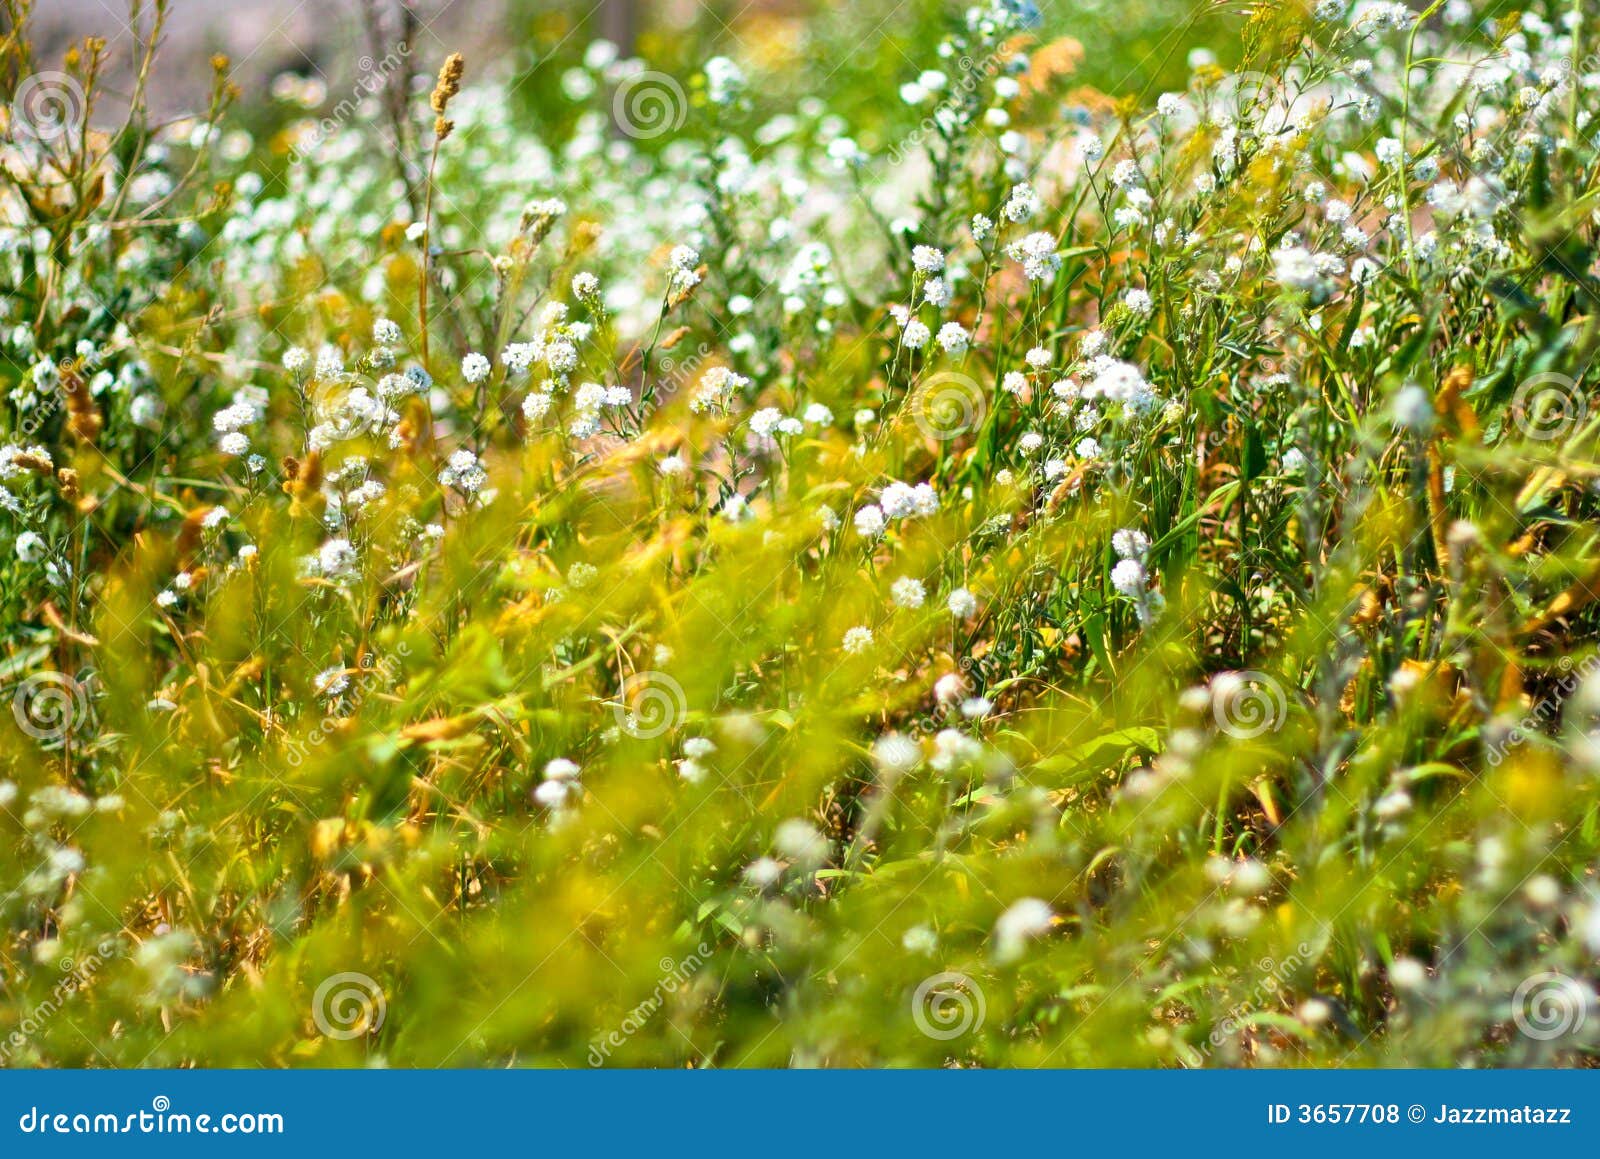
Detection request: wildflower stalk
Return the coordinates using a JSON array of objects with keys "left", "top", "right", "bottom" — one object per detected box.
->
[{"left": 418, "top": 53, "right": 466, "bottom": 369}]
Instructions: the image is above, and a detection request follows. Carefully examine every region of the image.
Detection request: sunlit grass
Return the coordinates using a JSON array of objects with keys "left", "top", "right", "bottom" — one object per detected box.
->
[{"left": 1, "top": 0, "right": 1598, "bottom": 1068}]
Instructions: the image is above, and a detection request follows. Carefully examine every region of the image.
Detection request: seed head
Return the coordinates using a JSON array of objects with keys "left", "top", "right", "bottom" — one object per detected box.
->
[{"left": 431, "top": 53, "right": 466, "bottom": 115}]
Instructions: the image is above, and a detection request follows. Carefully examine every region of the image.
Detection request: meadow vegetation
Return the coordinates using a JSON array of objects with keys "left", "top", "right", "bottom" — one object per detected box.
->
[{"left": 2, "top": 0, "right": 1600, "bottom": 1066}]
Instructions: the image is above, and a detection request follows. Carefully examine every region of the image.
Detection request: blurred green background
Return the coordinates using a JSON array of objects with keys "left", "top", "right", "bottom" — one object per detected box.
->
[{"left": 30, "top": 0, "right": 1245, "bottom": 135}]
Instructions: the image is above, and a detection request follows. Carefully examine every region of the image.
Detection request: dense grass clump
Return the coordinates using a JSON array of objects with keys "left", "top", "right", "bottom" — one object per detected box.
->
[{"left": 2, "top": 0, "right": 1600, "bottom": 1067}]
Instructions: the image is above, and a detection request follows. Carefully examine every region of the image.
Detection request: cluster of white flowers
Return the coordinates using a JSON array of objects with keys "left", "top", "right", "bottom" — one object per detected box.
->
[
  {"left": 535, "top": 758, "right": 583, "bottom": 818},
  {"left": 1109, "top": 526, "right": 1163, "bottom": 625},
  {"left": 1006, "top": 231, "right": 1060, "bottom": 281},
  {"left": 689, "top": 366, "right": 751, "bottom": 415},
  {"left": 440, "top": 449, "right": 489, "bottom": 495},
  {"left": 854, "top": 479, "right": 940, "bottom": 539}
]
